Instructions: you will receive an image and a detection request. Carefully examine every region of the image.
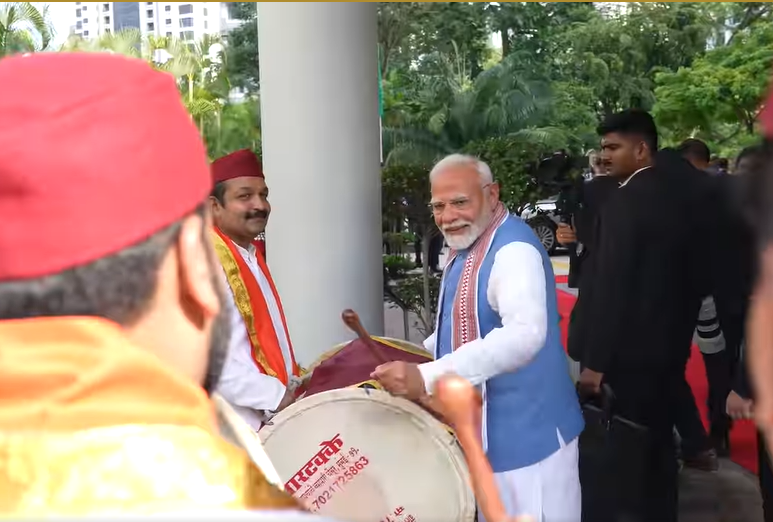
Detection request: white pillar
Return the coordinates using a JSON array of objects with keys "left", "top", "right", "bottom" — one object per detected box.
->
[{"left": 257, "top": 2, "right": 383, "bottom": 366}]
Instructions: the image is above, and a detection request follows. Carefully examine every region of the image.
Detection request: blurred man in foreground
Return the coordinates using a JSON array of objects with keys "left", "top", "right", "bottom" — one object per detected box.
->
[{"left": 0, "top": 53, "right": 305, "bottom": 516}]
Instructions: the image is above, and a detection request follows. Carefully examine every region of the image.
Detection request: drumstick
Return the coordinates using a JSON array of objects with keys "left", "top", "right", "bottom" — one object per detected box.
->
[
  {"left": 433, "top": 374, "right": 509, "bottom": 522},
  {"left": 341, "top": 308, "right": 390, "bottom": 365}
]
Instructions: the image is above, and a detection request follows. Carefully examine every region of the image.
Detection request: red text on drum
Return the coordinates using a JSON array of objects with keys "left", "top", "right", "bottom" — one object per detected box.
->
[
  {"left": 381, "top": 505, "right": 417, "bottom": 522},
  {"left": 284, "top": 433, "right": 347, "bottom": 494},
  {"left": 309, "top": 455, "right": 370, "bottom": 512},
  {"left": 283, "top": 432, "right": 373, "bottom": 512}
]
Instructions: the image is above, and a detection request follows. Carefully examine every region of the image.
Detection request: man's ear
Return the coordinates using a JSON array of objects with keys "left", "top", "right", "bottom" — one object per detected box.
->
[
  {"left": 209, "top": 195, "right": 222, "bottom": 215},
  {"left": 489, "top": 182, "right": 500, "bottom": 203},
  {"left": 636, "top": 141, "right": 650, "bottom": 162},
  {"left": 177, "top": 212, "right": 220, "bottom": 324}
]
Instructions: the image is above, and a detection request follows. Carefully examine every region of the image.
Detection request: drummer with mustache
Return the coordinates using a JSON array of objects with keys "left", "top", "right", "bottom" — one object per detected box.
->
[
  {"left": 210, "top": 150, "right": 302, "bottom": 431},
  {"left": 373, "top": 154, "right": 584, "bottom": 522}
]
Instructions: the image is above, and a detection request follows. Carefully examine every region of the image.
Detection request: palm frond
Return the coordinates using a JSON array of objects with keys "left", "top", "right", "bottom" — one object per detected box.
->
[{"left": 0, "top": 2, "right": 51, "bottom": 55}]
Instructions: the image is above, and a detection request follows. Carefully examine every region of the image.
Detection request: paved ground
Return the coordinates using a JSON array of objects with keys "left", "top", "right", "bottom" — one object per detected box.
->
[
  {"left": 680, "top": 460, "right": 762, "bottom": 521},
  {"left": 383, "top": 253, "right": 766, "bottom": 521}
]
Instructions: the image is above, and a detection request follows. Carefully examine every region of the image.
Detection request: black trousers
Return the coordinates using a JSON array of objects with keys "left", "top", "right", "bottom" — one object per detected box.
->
[
  {"left": 674, "top": 349, "right": 734, "bottom": 454},
  {"left": 582, "top": 370, "right": 679, "bottom": 522},
  {"left": 703, "top": 349, "right": 734, "bottom": 441},
  {"left": 759, "top": 431, "right": 773, "bottom": 522},
  {"left": 673, "top": 365, "right": 709, "bottom": 456}
]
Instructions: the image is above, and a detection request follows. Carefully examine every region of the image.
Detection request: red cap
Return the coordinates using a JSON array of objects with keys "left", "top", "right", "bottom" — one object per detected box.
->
[
  {"left": 211, "top": 149, "right": 264, "bottom": 184},
  {"left": 0, "top": 53, "right": 211, "bottom": 282}
]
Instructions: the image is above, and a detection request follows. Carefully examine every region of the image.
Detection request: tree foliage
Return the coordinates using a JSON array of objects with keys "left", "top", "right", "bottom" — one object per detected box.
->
[
  {"left": 23, "top": 1, "right": 770, "bottom": 330},
  {"left": 654, "top": 22, "right": 773, "bottom": 140},
  {"left": 59, "top": 27, "right": 260, "bottom": 161},
  {"left": 223, "top": 2, "right": 259, "bottom": 93},
  {"left": 0, "top": 2, "right": 51, "bottom": 56}
]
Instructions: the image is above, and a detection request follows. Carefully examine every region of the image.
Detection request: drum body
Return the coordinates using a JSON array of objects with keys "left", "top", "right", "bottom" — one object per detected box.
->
[
  {"left": 260, "top": 388, "right": 475, "bottom": 522},
  {"left": 302, "top": 336, "right": 432, "bottom": 398}
]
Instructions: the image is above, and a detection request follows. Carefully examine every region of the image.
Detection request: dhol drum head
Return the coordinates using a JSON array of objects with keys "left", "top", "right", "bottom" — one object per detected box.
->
[
  {"left": 260, "top": 388, "right": 475, "bottom": 522},
  {"left": 301, "top": 337, "right": 432, "bottom": 399}
]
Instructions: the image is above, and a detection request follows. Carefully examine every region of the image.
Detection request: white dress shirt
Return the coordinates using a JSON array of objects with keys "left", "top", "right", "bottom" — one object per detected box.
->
[
  {"left": 418, "top": 242, "right": 548, "bottom": 393},
  {"left": 216, "top": 241, "right": 295, "bottom": 430},
  {"left": 618, "top": 165, "right": 652, "bottom": 188}
]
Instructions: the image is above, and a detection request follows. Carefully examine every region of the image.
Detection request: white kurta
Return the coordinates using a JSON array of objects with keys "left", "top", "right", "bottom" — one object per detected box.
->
[
  {"left": 417, "top": 242, "right": 581, "bottom": 522},
  {"left": 216, "top": 241, "right": 295, "bottom": 430}
]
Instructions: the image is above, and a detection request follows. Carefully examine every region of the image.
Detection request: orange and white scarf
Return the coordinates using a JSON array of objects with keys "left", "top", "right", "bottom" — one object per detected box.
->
[{"left": 446, "top": 203, "right": 509, "bottom": 350}]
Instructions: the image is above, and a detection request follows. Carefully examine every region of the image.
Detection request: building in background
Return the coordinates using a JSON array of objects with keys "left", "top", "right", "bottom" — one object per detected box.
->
[
  {"left": 219, "top": 2, "right": 244, "bottom": 34},
  {"left": 113, "top": 2, "right": 141, "bottom": 32},
  {"left": 71, "top": 2, "right": 240, "bottom": 44}
]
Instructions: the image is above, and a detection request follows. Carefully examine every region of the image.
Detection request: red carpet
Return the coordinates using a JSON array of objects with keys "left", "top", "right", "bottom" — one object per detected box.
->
[{"left": 556, "top": 285, "right": 759, "bottom": 473}]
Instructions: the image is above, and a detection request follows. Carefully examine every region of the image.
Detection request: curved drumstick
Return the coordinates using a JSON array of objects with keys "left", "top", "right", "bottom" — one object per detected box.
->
[
  {"left": 433, "top": 374, "right": 509, "bottom": 522},
  {"left": 341, "top": 309, "right": 390, "bottom": 365}
]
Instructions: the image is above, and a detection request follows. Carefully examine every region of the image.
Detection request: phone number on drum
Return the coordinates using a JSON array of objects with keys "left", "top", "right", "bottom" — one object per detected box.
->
[{"left": 310, "top": 456, "right": 370, "bottom": 512}]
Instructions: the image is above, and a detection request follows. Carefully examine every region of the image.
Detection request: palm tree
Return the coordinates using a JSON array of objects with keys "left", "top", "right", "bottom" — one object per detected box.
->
[
  {"left": 382, "top": 46, "right": 566, "bottom": 166},
  {"left": 60, "top": 29, "right": 261, "bottom": 158},
  {"left": 0, "top": 2, "right": 53, "bottom": 56},
  {"left": 381, "top": 46, "right": 570, "bottom": 329},
  {"left": 61, "top": 29, "right": 226, "bottom": 131}
]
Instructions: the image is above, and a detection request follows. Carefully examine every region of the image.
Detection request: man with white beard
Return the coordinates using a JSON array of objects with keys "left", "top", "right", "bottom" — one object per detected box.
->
[{"left": 373, "top": 154, "right": 584, "bottom": 522}]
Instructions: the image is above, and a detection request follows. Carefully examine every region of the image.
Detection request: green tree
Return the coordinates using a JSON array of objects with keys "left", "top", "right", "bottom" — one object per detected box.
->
[
  {"left": 411, "top": 2, "right": 490, "bottom": 79},
  {"left": 378, "top": 2, "right": 424, "bottom": 77},
  {"left": 381, "top": 164, "right": 437, "bottom": 330},
  {"left": 463, "top": 135, "right": 559, "bottom": 211},
  {"left": 653, "top": 22, "right": 773, "bottom": 140},
  {"left": 556, "top": 16, "right": 656, "bottom": 118},
  {"left": 203, "top": 98, "right": 262, "bottom": 159},
  {"left": 383, "top": 52, "right": 562, "bottom": 167},
  {"left": 59, "top": 28, "right": 262, "bottom": 158},
  {"left": 223, "top": 2, "right": 259, "bottom": 93},
  {"left": 0, "top": 2, "right": 52, "bottom": 56},
  {"left": 485, "top": 2, "right": 596, "bottom": 61}
]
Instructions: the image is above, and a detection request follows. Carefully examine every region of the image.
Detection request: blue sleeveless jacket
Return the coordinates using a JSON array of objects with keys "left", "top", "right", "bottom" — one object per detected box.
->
[{"left": 435, "top": 215, "right": 584, "bottom": 472}]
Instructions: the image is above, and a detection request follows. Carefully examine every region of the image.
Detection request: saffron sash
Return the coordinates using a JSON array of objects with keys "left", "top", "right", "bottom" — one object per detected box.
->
[
  {"left": 211, "top": 228, "right": 299, "bottom": 385},
  {"left": 446, "top": 203, "right": 509, "bottom": 350}
]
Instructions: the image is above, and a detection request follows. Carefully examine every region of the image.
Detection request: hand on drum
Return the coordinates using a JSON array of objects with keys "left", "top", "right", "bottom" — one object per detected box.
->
[{"left": 371, "top": 361, "right": 426, "bottom": 400}]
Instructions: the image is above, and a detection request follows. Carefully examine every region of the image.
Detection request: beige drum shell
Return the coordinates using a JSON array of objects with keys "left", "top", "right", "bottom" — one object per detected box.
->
[{"left": 260, "top": 388, "right": 475, "bottom": 522}]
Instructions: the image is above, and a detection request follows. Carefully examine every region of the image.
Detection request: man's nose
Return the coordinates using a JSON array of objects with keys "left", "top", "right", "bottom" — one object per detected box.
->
[{"left": 438, "top": 209, "right": 460, "bottom": 226}]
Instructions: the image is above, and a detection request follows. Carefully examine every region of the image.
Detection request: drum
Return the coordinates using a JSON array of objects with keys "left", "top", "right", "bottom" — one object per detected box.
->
[
  {"left": 260, "top": 388, "right": 475, "bottom": 522},
  {"left": 302, "top": 336, "right": 433, "bottom": 398}
]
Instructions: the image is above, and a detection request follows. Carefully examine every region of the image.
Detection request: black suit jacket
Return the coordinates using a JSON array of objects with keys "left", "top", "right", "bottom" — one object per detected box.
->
[{"left": 575, "top": 151, "right": 726, "bottom": 375}]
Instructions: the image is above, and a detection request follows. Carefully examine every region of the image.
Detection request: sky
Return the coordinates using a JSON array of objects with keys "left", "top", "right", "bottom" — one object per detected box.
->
[{"left": 36, "top": 2, "right": 73, "bottom": 47}]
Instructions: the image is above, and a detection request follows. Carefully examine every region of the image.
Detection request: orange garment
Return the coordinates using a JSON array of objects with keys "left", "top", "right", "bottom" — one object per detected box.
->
[
  {"left": 212, "top": 227, "right": 299, "bottom": 384},
  {"left": 0, "top": 317, "right": 298, "bottom": 515},
  {"left": 0, "top": 317, "right": 214, "bottom": 432}
]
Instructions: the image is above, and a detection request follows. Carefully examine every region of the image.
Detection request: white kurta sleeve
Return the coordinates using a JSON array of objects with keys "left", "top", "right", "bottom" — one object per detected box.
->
[
  {"left": 215, "top": 271, "right": 287, "bottom": 412},
  {"left": 417, "top": 242, "right": 548, "bottom": 393},
  {"left": 423, "top": 332, "right": 436, "bottom": 354}
]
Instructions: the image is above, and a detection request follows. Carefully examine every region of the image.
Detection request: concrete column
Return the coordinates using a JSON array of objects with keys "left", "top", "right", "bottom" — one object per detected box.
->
[{"left": 257, "top": 2, "right": 383, "bottom": 366}]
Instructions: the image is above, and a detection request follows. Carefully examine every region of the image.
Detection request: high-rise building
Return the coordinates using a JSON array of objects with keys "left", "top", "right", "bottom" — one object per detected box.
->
[
  {"left": 114, "top": 2, "right": 141, "bottom": 32},
  {"left": 72, "top": 2, "right": 235, "bottom": 44}
]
